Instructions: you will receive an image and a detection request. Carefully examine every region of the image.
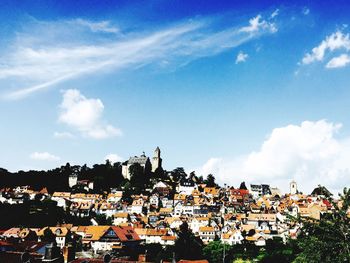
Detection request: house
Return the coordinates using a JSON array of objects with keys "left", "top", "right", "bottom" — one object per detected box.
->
[
  {"left": 189, "top": 217, "right": 210, "bottom": 234},
  {"left": 198, "top": 226, "right": 216, "bottom": 244},
  {"left": 153, "top": 181, "right": 171, "bottom": 196},
  {"left": 250, "top": 184, "right": 271, "bottom": 198},
  {"left": 177, "top": 178, "right": 197, "bottom": 195},
  {"left": 246, "top": 233, "right": 269, "bottom": 246},
  {"left": 38, "top": 227, "right": 70, "bottom": 249},
  {"left": 131, "top": 198, "right": 145, "bottom": 214},
  {"left": 159, "top": 207, "right": 173, "bottom": 218},
  {"left": 107, "top": 192, "right": 123, "bottom": 203},
  {"left": 160, "top": 197, "right": 173, "bottom": 208},
  {"left": 2, "top": 228, "right": 21, "bottom": 240},
  {"left": 246, "top": 213, "right": 276, "bottom": 226},
  {"left": 174, "top": 202, "right": 184, "bottom": 216},
  {"left": 18, "top": 228, "right": 38, "bottom": 241},
  {"left": 113, "top": 212, "right": 129, "bottom": 226},
  {"left": 203, "top": 187, "right": 219, "bottom": 198},
  {"left": 149, "top": 194, "right": 160, "bottom": 208},
  {"left": 165, "top": 217, "right": 183, "bottom": 229},
  {"left": 160, "top": 235, "right": 176, "bottom": 246},
  {"left": 144, "top": 228, "right": 168, "bottom": 244},
  {"left": 82, "top": 226, "right": 140, "bottom": 254},
  {"left": 221, "top": 230, "right": 244, "bottom": 245},
  {"left": 181, "top": 204, "right": 194, "bottom": 216}
]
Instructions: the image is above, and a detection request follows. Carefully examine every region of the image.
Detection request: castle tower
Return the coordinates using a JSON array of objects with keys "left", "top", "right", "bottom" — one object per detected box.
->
[
  {"left": 152, "top": 147, "right": 162, "bottom": 172},
  {"left": 290, "top": 180, "right": 297, "bottom": 195}
]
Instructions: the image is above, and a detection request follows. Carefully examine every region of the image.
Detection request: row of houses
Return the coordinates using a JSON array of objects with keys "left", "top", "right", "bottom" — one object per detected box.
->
[{"left": 1, "top": 179, "right": 342, "bottom": 258}]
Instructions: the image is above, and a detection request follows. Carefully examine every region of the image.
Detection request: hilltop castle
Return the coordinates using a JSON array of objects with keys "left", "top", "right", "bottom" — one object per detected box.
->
[{"left": 122, "top": 147, "right": 162, "bottom": 180}]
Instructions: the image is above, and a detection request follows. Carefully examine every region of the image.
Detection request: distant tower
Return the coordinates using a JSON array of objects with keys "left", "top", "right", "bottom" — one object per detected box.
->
[
  {"left": 290, "top": 180, "right": 297, "bottom": 195},
  {"left": 69, "top": 173, "right": 78, "bottom": 188},
  {"left": 152, "top": 147, "right": 162, "bottom": 172}
]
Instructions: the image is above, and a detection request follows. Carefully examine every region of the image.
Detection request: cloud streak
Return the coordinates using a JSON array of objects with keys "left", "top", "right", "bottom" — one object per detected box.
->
[
  {"left": 30, "top": 152, "right": 60, "bottom": 161},
  {"left": 1, "top": 14, "right": 278, "bottom": 99}
]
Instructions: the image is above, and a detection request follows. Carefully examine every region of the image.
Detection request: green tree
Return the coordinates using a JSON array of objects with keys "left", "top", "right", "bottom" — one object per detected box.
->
[
  {"left": 239, "top": 181, "right": 248, "bottom": 190},
  {"left": 260, "top": 237, "right": 296, "bottom": 263},
  {"left": 203, "top": 241, "right": 230, "bottom": 263},
  {"left": 174, "top": 222, "right": 204, "bottom": 260},
  {"left": 311, "top": 184, "right": 332, "bottom": 197},
  {"left": 171, "top": 167, "right": 187, "bottom": 182},
  {"left": 129, "top": 163, "right": 145, "bottom": 192},
  {"left": 205, "top": 174, "right": 216, "bottom": 187},
  {"left": 293, "top": 187, "right": 350, "bottom": 262}
]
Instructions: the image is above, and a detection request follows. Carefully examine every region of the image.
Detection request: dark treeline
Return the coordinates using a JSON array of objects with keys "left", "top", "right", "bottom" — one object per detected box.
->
[
  {"left": 0, "top": 160, "right": 123, "bottom": 193},
  {"left": 0, "top": 161, "right": 218, "bottom": 195}
]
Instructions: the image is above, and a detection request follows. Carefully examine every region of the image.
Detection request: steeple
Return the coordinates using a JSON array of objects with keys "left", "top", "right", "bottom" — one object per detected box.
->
[{"left": 290, "top": 180, "right": 297, "bottom": 195}]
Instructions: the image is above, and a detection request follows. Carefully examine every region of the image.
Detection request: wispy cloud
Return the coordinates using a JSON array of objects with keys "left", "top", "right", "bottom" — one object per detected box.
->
[
  {"left": 30, "top": 152, "right": 60, "bottom": 161},
  {"left": 53, "top": 131, "right": 75, "bottom": 139},
  {"left": 74, "top": 18, "right": 119, "bottom": 33},
  {"left": 302, "top": 7, "right": 310, "bottom": 16},
  {"left": 1, "top": 14, "right": 278, "bottom": 100},
  {"left": 270, "top": 9, "right": 279, "bottom": 19}
]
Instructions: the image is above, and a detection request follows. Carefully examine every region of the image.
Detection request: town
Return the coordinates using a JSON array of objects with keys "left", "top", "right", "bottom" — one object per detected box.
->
[{"left": 0, "top": 147, "right": 347, "bottom": 263}]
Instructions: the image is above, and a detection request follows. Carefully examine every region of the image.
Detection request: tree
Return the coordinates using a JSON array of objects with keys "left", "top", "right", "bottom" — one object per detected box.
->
[
  {"left": 239, "top": 181, "right": 247, "bottom": 190},
  {"left": 203, "top": 241, "right": 230, "bottom": 263},
  {"left": 129, "top": 163, "right": 145, "bottom": 192},
  {"left": 171, "top": 167, "right": 187, "bottom": 182},
  {"left": 260, "top": 237, "right": 296, "bottom": 263},
  {"left": 293, "top": 187, "right": 350, "bottom": 262},
  {"left": 42, "top": 228, "right": 56, "bottom": 243},
  {"left": 174, "top": 222, "right": 204, "bottom": 260},
  {"left": 205, "top": 174, "right": 216, "bottom": 187},
  {"left": 311, "top": 185, "right": 332, "bottom": 197}
]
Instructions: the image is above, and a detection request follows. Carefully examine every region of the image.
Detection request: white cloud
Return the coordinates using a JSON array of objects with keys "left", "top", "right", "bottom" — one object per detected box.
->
[
  {"left": 74, "top": 19, "right": 119, "bottom": 33},
  {"left": 104, "top": 154, "right": 123, "bottom": 164},
  {"left": 235, "top": 51, "right": 248, "bottom": 64},
  {"left": 270, "top": 9, "right": 279, "bottom": 19},
  {"left": 326, "top": 53, "right": 350, "bottom": 68},
  {"left": 239, "top": 15, "right": 277, "bottom": 33},
  {"left": 1, "top": 14, "right": 278, "bottom": 99},
  {"left": 58, "top": 89, "right": 122, "bottom": 139},
  {"left": 195, "top": 120, "right": 350, "bottom": 194},
  {"left": 30, "top": 152, "right": 60, "bottom": 161},
  {"left": 53, "top": 131, "right": 75, "bottom": 139},
  {"left": 302, "top": 31, "right": 350, "bottom": 65},
  {"left": 302, "top": 7, "right": 310, "bottom": 15}
]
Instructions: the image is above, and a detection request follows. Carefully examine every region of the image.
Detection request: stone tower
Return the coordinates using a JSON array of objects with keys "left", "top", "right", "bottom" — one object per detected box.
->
[
  {"left": 290, "top": 180, "right": 297, "bottom": 195},
  {"left": 152, "top": 147, "right": 162, "bottom": 172}
]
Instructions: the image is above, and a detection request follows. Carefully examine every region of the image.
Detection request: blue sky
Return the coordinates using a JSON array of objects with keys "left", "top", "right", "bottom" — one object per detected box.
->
[{"left": 1, "top": 0, "right": 350, "bottom": 193}]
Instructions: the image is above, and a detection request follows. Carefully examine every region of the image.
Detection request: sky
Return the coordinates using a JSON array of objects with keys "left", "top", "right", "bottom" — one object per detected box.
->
[{"left": 1, "top": 0, "right": 350, "bottom": 194}]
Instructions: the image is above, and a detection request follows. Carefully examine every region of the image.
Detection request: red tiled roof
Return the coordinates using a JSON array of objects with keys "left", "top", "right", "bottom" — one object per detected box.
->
[{"left": 111, "top": 226, "right": 141, "bottom": 242}]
